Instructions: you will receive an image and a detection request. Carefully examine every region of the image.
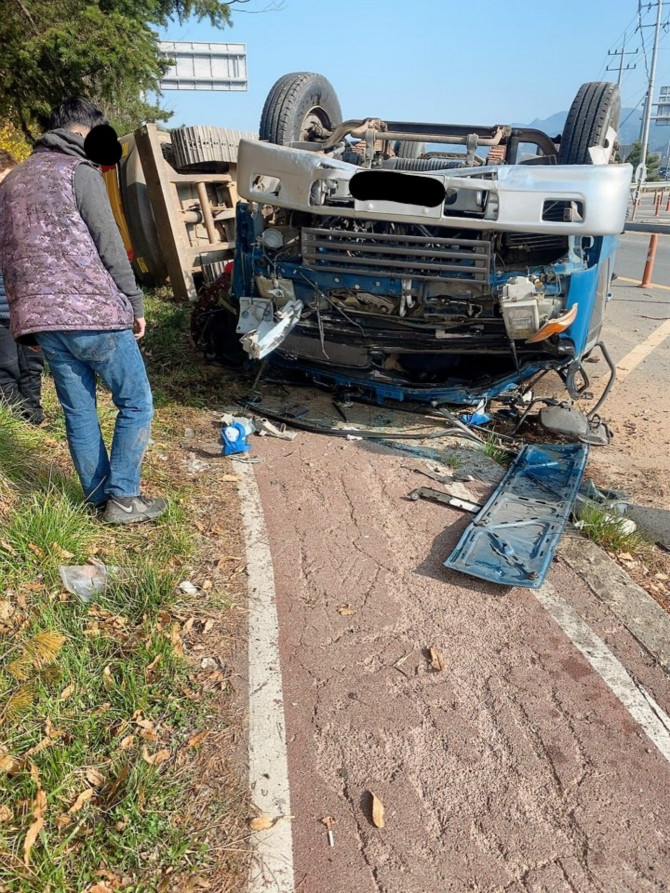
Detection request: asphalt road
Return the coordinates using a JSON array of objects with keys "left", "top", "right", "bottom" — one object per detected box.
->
[
  {"left": 617, "top": 231, "right": 670, "bottom": 288},
  {"left": 248, "top": 430, "right": 670, "bottom": 893}
]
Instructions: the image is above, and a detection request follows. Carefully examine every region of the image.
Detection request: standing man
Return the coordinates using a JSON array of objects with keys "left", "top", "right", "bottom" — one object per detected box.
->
[
  {"left": 0, "top": 149, "right": 45, "bottom": 424},
  {"left": 0, "top": 98, "right": 166, "bottom": 523}
]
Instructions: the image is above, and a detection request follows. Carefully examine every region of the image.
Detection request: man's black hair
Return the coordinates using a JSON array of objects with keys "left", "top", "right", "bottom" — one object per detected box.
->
[{"left": 48, "top": 97, "right": 107, "bottom": 131}]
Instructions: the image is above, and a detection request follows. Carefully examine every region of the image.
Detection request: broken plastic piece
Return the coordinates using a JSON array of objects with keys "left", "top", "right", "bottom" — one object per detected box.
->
[
  {"left": 221, "top": 422, "right": 251, "bottom": 455},
  {"left": 460, "top": 412, "right": 491, "bottom": 426},
  {"left": 444, "top": 443, "right": 588, "bottom": 588},
  {"left": 525, "top": 303, "right": 578, "bottom": 343},
  {"left": 539, "top": 403, "right": 612, "bottom": 445},
  {"left": 239, "top": 297, "right": 304, "bottom": 360},
  {"left": 59, "top": 562, "right": 120, "bottom": 604},
  {"left": 253, "top": 417, "right": 297, "bottom": 441}
]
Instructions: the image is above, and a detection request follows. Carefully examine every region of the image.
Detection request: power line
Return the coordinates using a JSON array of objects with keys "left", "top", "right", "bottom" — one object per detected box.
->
[{"left": 607, "top": 32, "right": 638, "bottom": 83}]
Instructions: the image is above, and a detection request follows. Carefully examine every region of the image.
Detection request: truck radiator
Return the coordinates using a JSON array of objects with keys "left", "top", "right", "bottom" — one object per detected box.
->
[{"left": 301, "top": 228, "right": 491, "bottom": 284}]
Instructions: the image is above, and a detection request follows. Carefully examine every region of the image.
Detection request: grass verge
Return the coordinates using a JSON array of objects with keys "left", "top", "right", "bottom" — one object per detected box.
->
[
  {"left": 1, "top": 291, "right": 248, "bottom": 892},
  {"left": 575, "top": 501, "right": 647, "bottom": 555}
]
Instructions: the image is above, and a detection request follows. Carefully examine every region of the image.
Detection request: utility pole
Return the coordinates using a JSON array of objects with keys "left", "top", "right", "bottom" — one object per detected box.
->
[
  {"left": 632, "top": 0, "right": 664, "bottom": 218},
  {"left": 607, "top": 32, "right": 637, "bottom": 84}
]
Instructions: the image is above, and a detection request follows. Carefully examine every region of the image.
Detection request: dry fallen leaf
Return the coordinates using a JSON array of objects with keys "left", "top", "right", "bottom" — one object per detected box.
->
[
  {"left": 24, "top": 789, "right": 47, "bottom": 866},
  {"left": 337, "top": 604, "right": 357, "bottom": 616},
  {"left": 145, "top": 654, "right": 162, "bottom": 681},
  {"left": 219, "top": 474, "right": 241, "bottom": 482},
  {"left": 370, "top": 791, "right": 385, "bottom": 828},
  {"left": 187, "top": 729, "right": 210, "bottom": 749},
  {"left": 119, "top": 735, "right": 135, "bottom": 751},
  {"left": 102, "top": 666, "right": 113, "bottom": 690},
  {"left": 59, "top": 683, "right": 75, "bottom": 701},
  {"left": 203, "top": 619, "right": 214, "bottom": 633},
  {"left": 140, "top": 727, "right": 159, "bottom": 742},
  {"left": 0, "top": 754, "right": 18, "bottom": 773},
  {"left": 0, "top": 538, "right": 17, "bottom": 556},
  {"left": 0, "top": 804, "right": 12, "bottom": 822},
  {"left": 429, "top": 646, "right": 445, "bottom": 672},
  {"left": 618, "top": 552, "right": 634, "bottom": 562},
  {"left": 88, "top": 884, "right": 114, "bottom": 893},
  {"left": 27, "top": 543, "right": 44, "bottom": 559},
  {"left": 202, "top": 579, "right": 213, "bottom": 591},
  {"left": 24, "top": 736, "right": 54, "bottom": 758},
  {"left": 0, "top": 600, "right": 14, "bottom": 621},
  {"left": 170, "top": 623, "right": 184, "bottom": 656},
  {"left": 85, "top": 768, "right": 105, "bottom": 787},
  {"left": 56, "top": 813, "right": 73, "bottom": 831},
  {"left": 68, "top": 788, "right": 94, "bottom": 813},
  {"left": 23, "top": 815, "right": 44, "bottom": 865},
  {"left": 142, "top": 746, "right": 170, "bottom": 766},
  {"left": 249, "top": 814, "right": 276, "bottom": 831}
]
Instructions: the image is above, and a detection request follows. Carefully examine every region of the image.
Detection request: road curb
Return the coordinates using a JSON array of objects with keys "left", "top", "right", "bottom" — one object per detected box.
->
[
  {"left": 559, "top": 533, "right": 670, "bottom": 674},
  {"left": 625, "top": 221, "right": 670, "bottom": 234}
]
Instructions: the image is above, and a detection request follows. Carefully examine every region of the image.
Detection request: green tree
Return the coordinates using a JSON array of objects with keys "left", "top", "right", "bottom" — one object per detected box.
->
[
  {"left": 0, "top": 1, "right": 236, "bottom": 137},
  {"left": 624, "top": 141, "right": 662, "bottom": 181}
]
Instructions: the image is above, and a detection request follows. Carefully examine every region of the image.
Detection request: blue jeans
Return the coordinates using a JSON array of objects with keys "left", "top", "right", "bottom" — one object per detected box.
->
[{"left": 36, "top": 329, "right": 154, "bottom": 504}]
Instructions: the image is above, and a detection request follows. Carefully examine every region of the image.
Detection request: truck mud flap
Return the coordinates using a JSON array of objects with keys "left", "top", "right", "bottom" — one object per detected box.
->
[{"left": 443, "top": 443, "right": 588, "bottom": 589}]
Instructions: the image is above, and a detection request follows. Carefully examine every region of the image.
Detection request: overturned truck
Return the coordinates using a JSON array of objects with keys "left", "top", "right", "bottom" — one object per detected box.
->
[{"left": 207, "top": 74, "right": 632, "bottom": 407}]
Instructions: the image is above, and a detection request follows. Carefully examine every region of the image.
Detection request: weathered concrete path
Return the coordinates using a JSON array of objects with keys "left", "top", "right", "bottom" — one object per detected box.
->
[{"left": 246, "top": 432, "right": 670, "bottom": 893}]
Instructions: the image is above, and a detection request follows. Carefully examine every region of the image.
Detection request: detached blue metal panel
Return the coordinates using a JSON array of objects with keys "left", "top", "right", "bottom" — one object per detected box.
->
[{"left": 444, "top": 443, "right": 588, "bottom": 588}]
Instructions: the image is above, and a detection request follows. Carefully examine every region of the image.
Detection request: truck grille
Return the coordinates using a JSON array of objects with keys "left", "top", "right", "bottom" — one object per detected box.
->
[{"left": 301, "top": 228, "right": 491, "bottom": 283}]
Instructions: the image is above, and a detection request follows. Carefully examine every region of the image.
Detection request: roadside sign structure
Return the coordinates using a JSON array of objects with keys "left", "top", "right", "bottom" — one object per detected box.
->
[
  {"left": 158, "top": 42, "right": 247, "bottom": 92},
  {"left": 654, "top": 86, "right": 670, "bottom": 125}
]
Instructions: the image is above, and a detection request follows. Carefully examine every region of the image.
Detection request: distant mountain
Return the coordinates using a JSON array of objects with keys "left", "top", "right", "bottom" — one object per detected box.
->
[{"left": 526, "top": 108, "right": 670, "bottom": 156}]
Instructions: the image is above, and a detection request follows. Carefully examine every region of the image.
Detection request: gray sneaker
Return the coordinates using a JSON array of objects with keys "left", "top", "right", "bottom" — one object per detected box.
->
[{"left": 103, "top": 494, "right": 168, "bottom": 525}]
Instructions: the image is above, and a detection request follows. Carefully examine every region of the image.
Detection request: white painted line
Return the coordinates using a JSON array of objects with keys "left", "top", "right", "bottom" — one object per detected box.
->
[
  {"left": 616, "top": 318, "right": 670, "bottom": 380},
  {"left": 234, "top": 459, "right": 294, "bottom": 893},
  {"left": 535, "top": 583, "right": 670, "bottom": 763}
]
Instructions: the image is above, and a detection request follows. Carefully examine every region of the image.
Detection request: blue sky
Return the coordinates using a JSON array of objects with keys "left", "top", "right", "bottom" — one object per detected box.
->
[{"left": 158, "top": 0, "right": 668, "bottom": 132}]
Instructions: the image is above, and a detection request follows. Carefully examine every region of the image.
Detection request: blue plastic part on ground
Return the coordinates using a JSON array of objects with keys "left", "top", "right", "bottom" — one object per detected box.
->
[{"left": 443, "top": 442, "right": 589, "bottom": 589}]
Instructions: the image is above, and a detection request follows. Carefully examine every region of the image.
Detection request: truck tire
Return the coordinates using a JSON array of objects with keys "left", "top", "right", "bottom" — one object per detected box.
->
[
  {"left": 118, "top": 133, "right": 169, "bottom": 286},
  {"left": 259, "top": 72, "right": 342, "bottom": 145},
  {"left": 558, "top": 82, "right": 620, "bottom": 164},
  {"left": 171, "top": 125, "right": 257, "bottom": 172}
]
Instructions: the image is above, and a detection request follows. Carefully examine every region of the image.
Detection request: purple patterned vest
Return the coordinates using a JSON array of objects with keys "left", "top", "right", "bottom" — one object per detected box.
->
[{"left": 0, "top": 150, "right": 133, "bottom": 338}]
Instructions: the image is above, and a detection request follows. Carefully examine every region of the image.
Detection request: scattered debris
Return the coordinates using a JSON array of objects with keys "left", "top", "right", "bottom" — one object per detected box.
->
[
  {"left": 59, "top": 562, "right": 120, "bottom": 604},
  {"left": 393, "top": 652, "right": 412, "bottom": 677},
  {"left": 248, "top": 813, "right": 293, "bottom": 831},
  {"left": 409, "top": 486, "right": 481, "bottom": 514},
  {"left": 320, "top": 815, "right": 336, "bottom": 847},
  {"left": 184, "top": 452, "right": 211, "bottom": 474},
  {"left": 220, "top": 414, "right": 255, "bottom": 456},
  {"left": 178, "top": 581, "right": 198, "bottom": 595},
  {"left": 428, "top": 647, "right": 445, "bottom": 672},
  {"left": 539, "top": 402, "right": 611, "bottom": 446},
  {"left": 370, "top": 791, "right": 385, "bottom": 828},
  {"left": 253, "top": 417, "right": 298, "bottom": 441},
  {"left": 337, "top": 604, "right": 357, "bottom": 616}
]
